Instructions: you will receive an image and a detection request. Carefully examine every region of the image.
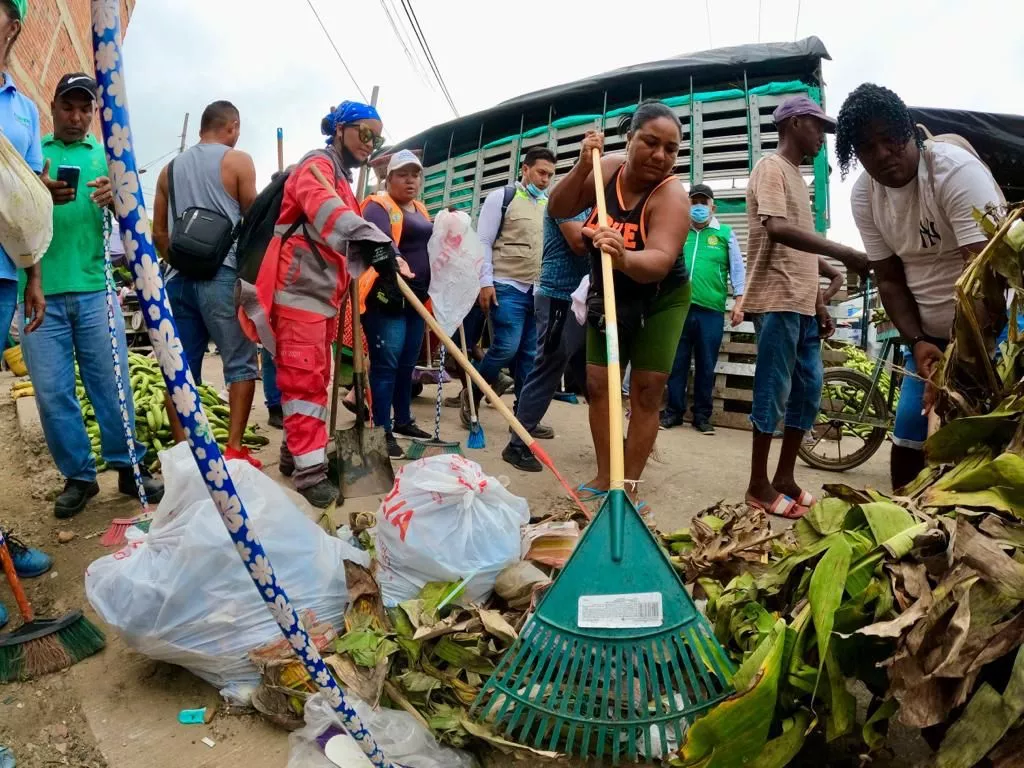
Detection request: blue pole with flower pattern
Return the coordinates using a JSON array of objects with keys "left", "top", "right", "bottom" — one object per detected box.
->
[{"left": 89, "top": 2, "right": 394, "bottom": 765}]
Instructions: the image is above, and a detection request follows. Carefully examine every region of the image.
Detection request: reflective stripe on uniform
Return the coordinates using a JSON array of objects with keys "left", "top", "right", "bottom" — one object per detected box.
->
[
  {"left": 325, "top": 209, "right": 388, "bottom": 254},
  {"left": 274, "top": 289, "right": 337, "bottom": 317},
  {"left": 293, "top": 446, "right": 327, "bottom": 469},
  {"left": 313, "top": 196, "right": 345, "bottom": 234},
  {"left": 283, "top": 400, "right": 329, "bottom": 422}
]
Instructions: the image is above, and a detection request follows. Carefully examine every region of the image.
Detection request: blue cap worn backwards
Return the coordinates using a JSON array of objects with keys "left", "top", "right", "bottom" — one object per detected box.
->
[{"left": 321, "top": 101, "right": 381, "bottom": 145}]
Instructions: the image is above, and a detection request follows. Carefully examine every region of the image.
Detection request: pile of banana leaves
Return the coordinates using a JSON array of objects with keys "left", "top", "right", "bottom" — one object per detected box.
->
[{"left": 668, "top": 206, "right": 1024, "bottom": 768}]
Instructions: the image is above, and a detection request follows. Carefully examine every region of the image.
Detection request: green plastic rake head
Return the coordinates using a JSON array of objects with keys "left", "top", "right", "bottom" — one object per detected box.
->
[{"left": 472, "top": 490, "right": 735, "bottom": 763}]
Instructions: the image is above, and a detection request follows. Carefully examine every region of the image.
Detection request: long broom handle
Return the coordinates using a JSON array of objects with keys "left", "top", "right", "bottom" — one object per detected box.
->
[
  {"left": 0, "top": 531, "right": 33, "bottom": 623},
  {"left": 92, "top": 9, "right": 393, "bottom": 767},
  {"left": 592, "top": 149, "right": 625, "bottom": 491},
  {"left": 309, "top": 167, "right": 534, "bottom": 442},
  {"left": 459, "top": 325, "right": 480, "bottom": 426},
  {"left": 309, "top": 166, "right": 591, "bottom": 520}
]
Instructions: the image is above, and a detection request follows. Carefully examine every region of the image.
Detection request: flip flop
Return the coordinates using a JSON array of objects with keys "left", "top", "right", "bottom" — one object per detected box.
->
[
  {"left": 745, "top": 493, "right": 807, "bottom": 520},
  {"left": 575, "top": 484, "right": 608, "bottom": 502},
  {"left": 792, "top": 490, "right": 817, "bottom": 508}
]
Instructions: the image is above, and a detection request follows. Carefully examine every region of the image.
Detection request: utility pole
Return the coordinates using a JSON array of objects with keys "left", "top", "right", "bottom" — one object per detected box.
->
[
  {"left": 355, "top": 86, "right": 379, "bottom": 201},
  {"left": 277, "top": 127, "right": 284, "bottom": 173},
  {"left": 178, "top": 112, "right": 190, "bottom": 154}
]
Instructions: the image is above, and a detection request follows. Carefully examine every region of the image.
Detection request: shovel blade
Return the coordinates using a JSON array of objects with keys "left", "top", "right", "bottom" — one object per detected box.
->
[{"left": 335, "top": 424, "right": 395, "bottom": 498}]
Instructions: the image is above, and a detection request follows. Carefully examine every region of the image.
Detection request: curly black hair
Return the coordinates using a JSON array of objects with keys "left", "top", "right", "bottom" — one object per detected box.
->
[{"left": 836, "top": 83, "right": 922, "bottom": 180}]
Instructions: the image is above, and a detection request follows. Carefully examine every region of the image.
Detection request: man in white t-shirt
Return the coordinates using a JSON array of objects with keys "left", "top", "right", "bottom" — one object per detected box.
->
[{"left": 837, "top": 83, "right": 1004, "bottom": 489}]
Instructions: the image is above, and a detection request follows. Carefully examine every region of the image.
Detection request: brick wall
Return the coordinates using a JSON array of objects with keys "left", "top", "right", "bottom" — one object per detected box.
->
[{"left": 8, "top": 0, "right": 134, "bottom": 136}]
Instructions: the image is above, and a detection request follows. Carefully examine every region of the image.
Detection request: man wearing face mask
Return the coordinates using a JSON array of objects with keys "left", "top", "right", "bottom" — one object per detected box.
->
[
  {"left": 462, "top": 146, "right": 558, "bottom": 431},
  {"left": 238, "top": 100, "right": 402, "bottom": 508},
  {"left": 661, "top": 184, "right": 745, "bottom": 434}
]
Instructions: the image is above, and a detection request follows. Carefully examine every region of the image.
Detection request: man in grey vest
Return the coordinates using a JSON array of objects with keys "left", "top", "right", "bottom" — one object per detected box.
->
[
  {"left": 463, "top": 146, "right": 556, "bottom": 430},
  {"left": 152, "top": 100, "right": 261, "bottom": 467}
]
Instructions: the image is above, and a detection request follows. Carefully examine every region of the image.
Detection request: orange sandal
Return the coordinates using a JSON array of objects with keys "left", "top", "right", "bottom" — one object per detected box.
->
[{"left": 745, "top": 493, "right": 807, "bottom": 520}]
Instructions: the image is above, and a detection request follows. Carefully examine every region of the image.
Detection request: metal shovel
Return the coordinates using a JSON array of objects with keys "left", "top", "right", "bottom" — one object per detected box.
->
[{"left": 334, "top": 280, "right": 395, "bottom": 498}]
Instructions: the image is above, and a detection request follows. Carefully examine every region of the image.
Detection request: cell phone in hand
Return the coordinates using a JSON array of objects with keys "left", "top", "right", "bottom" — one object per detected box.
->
[{"left": 56, "top": 165, "right": 81, "bottom": 199}]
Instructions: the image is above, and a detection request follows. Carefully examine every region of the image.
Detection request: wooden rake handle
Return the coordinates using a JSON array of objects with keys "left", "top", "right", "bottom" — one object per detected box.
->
[{"left": 591, "top": 148, "right": 625, "bottom": 491}]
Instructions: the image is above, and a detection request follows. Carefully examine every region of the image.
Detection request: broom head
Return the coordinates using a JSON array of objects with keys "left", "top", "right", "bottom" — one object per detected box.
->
[
  {"left": 0, "top": 610, "right": 106, "bottom": 683},
  {"left": 473, "top": 490, "right": 734, "bottom": 762},
  {"left": 466, "top": 422, "right": 486, "bottom": 450},
  {"left": 404, "top": 438, "right": 463, "bottom": 460}
]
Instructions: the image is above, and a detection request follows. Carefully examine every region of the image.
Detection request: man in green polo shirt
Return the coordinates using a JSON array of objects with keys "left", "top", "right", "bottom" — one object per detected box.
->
[
  {"left": 20, "top": 73, "right": 163, "bottom": 519},
  {"left": 661, "top": 184, "right": 746, "bottom": 434}
]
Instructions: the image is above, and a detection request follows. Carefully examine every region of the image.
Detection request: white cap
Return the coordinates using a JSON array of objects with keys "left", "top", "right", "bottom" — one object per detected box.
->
[{"left": 386, "top": 149, "right": 423, "bottom": 175}]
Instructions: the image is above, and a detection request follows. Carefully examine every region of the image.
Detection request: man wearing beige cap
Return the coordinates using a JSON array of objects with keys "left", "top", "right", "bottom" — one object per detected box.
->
[{"left": 743, "top": 95, "right": 867, "bottom": 520}]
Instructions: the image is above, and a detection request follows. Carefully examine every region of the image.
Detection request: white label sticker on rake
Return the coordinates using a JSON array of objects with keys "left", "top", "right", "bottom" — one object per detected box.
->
[{"left": 578, "top": 592, "right": 663, "bottom": 628}]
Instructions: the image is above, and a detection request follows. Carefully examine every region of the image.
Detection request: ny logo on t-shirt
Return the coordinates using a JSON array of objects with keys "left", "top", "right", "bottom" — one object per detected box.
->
[{"left": 919, "top": 219, "right": 941, "bottom": 248}]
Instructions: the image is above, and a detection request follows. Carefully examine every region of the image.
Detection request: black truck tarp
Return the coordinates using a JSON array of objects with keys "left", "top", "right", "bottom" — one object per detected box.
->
[
  {"left": 909, "top": 107, "right": 1024, "bottom": 201},
  {"left": 391, "top": 37, "right": 831, "bottom": 167}
]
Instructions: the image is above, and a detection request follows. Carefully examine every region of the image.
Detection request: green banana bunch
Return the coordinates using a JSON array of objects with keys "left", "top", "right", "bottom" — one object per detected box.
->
[{"left": 72, "top": 352, "right": 269, "bottom": 473}]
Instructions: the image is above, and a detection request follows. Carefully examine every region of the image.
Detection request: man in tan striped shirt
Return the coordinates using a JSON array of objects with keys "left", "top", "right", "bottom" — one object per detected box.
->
[{"left": 743, "top": 95, "right": 867, "bottom": 520}]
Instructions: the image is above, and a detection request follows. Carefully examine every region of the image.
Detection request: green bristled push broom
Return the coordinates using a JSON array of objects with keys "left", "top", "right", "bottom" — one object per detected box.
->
[
  {"left": 472, "top": 150, "right": 735, "bottom": 763},
  {"left": 0, "top": 530, "right": 105, "bottom": 682}
]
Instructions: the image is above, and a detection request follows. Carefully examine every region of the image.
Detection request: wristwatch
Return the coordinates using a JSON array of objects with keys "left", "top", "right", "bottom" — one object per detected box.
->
[{"left": 910, "top": 335, "right": 930, "bottom": 351}]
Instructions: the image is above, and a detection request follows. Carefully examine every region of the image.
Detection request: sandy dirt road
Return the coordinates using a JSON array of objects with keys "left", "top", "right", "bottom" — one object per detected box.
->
[{"left": 0, "top": 363, "right": 892, "bottom": 767}]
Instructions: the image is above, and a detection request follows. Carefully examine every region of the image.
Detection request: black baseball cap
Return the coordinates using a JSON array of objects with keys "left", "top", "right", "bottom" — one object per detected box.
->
[
  {"left": 689, "top": 183, "right": 715, "bottom": 200},
  {"left": 54, "top": 73, "right": 98, "bottom": 100}
]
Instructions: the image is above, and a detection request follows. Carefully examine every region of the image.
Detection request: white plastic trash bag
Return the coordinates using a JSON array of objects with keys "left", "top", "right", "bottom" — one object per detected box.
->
[
  {"left": 375, "top": 455, "right": 530, "bottom": 606},
  {"left": 427, "top": 209, "right": 482, "bottom": 336},
  {"left": 0, "top": 131, "right": 53, "bottom": 268},
  {"left": 85, "top": 442, "right": 370, "bottom": 694},
  {"left": 571, "top": 274, "right": 590, "bottom": 326},
  {"left": 287, "top": 693, "right": 475, "bottom": 768}
]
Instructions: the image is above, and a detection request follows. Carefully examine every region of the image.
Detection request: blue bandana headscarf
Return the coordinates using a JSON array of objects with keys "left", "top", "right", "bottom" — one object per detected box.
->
[{"left": 321, "top": 100, "right": 381, "bottom": 146}]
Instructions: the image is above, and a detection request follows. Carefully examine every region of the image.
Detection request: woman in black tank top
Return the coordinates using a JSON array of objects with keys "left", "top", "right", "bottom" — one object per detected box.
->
[{"left": 548, "top": 101, "right": 692, "bottom": 509}]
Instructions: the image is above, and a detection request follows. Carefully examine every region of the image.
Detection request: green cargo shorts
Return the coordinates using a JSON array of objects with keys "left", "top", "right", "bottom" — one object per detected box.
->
[{"left": 586, "top": 280, "right": 692, "bottom": 374}]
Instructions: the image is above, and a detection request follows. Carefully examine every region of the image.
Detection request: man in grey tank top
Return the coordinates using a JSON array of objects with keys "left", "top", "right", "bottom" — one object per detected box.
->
[{"left": 152, "top": 100, "right": 261, "bottom": 467}]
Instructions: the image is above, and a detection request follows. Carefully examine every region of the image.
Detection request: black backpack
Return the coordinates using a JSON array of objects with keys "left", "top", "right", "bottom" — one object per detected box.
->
[
  {"left": 493, "top": 183, "right": 517, "bottom": 241},
  {"left": 235, "top": 149, "right": 336, "bottom": 285},
  {"left": 166, "top": 157, "right": 238, "bottom": 280}
]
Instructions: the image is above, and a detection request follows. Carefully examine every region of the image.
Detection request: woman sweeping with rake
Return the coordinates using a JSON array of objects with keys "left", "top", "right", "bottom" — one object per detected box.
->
[{"left": 548, "top": 101, "right": 692, "bottom": 516}]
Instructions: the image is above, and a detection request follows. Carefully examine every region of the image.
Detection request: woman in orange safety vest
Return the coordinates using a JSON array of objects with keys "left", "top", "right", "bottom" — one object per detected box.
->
[{"left": 359, "top": 149, "right": 433, "bottom": 459}]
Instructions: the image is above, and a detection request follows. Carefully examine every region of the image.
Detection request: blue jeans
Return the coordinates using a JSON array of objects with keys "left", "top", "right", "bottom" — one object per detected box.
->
[
  {"left": 665, "top": 304, "right": 724, "bottom": 425},
  {"left": 893, "top": 348, "right": 927, "bottom": 450},
  {"left": 509, "top": 295, "right": 586, "bottom": 449},
  {"left": 749, "top": 312, "right": 822, "bottom": 434},
  {"left": 262, "top": 347, "right": 281, "bottom": 408},
  {"left": 477, "top": 283, "right": 537, "bottom": 404},
  {"left": 19, "top": 291, "right": 145, "bottom": 482},
  {"left": 165, "top": 265, "right": 258, "bottom": 386},
  {"left": 0, "top": 278, "right": 16, "bottom": 352},
  {"left": 363, "top": 305, "right": 426, "bottom": 431}
]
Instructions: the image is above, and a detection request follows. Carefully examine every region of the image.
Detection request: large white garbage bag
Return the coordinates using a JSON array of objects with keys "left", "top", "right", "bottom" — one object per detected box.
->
[{"left": 85, "top": 442, "right": 370, "bottom": 694}]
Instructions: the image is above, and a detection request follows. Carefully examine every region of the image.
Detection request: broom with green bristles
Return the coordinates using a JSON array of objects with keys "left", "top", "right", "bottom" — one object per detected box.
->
[{"left": 0, "top": 530, "right": 105, "bottom": 682}]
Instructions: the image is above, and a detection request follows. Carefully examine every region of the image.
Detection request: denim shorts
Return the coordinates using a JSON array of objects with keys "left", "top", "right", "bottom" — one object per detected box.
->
[
  {"left": 892, "top": 348, "right": 927, "bottom": 450},
  {"left": 166, "top": 264, "right": 258, "bottom": 385},
  {"left": 749, "top": 311, "right": 822, "bottom": 434}
]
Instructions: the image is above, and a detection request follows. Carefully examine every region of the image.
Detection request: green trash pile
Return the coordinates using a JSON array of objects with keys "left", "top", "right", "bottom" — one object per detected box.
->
[{"left": 665, "top": 207, "right": 1024, "bottom": 767}]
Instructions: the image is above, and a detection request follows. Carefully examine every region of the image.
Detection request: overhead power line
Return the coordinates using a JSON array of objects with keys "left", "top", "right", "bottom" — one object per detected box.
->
[
  {"left": 305, "top": 0, "right": 370, "bottom": 104},
  {"left": 380, "top": 0, "right": 433, "bottom": 90},
  {"left": 705, "top": 0, "right": 713, "bottom": 47},
  {"left": 794, "top": 0, "right": 802, "bottom": 39},
  {"left": 398, "top": 0, "right": 459, "bottom": 117}
]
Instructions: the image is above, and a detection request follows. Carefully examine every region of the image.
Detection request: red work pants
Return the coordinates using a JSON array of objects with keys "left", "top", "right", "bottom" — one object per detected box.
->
[{"left": 274, "top": 314, "right": 335, "bottom": 489}]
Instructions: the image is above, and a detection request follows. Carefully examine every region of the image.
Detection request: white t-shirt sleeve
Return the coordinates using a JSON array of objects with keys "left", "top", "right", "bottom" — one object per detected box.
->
[
  {"left": 850, "top": 175, "right": 894, "bottom": 262},
  {"left": 936, "top": 157, "right": 1002, "bottom": 249}
]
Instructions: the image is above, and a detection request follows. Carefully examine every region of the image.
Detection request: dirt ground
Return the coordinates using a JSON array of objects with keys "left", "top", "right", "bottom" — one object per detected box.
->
[{"left": 0, "top": 360, "right": 893, "bottom": 768}]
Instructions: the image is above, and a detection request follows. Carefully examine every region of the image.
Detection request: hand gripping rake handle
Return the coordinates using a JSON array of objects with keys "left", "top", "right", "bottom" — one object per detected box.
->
[
  {"left": 90, "top": 3, "right": 394, "bottom": 765},
  {"left": 591, "top": 149, "right": 626, "bottom": 562},
  {"left": 102, "top": 212, "right": 149, "bottom": 512}
]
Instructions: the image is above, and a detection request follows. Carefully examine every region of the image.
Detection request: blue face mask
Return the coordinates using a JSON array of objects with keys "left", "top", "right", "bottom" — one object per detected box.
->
[
  {"left": 690, "top": 204, "right": 711, "bottom": 224},
  {"left": 526, "top": 183, "right": 546, "bottom": 199}
]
